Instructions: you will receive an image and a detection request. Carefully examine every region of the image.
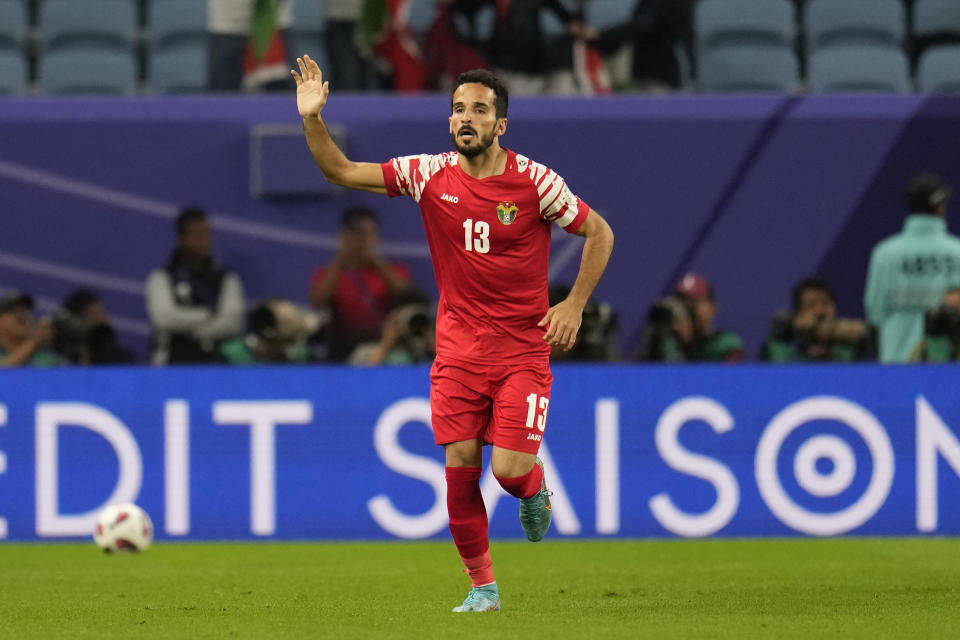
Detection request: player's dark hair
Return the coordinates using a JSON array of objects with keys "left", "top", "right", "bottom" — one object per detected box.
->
[
  {"left": 453, "top": 69, "right": 509, "bottom": 119},
  {"left": 792, "top": 277, "right": 835, "bottom": 311},
  {"left": 175, "top": 207, "right": 208, "bottom": 236},
  {"left": 341, "top": 205, "right": 379, "bottom": 231}
]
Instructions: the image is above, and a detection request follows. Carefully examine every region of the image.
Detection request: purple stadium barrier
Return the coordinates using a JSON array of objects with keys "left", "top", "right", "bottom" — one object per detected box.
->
[{"left": 2, "top": 94, "right": 959, "bottom": 360}]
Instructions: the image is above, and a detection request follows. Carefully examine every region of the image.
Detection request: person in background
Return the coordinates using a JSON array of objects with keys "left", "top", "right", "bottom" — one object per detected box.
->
[
  {"left": 910, "top": 288, "right": 960, "bottom": 363},
  {"left": 325, "top": 0, "right": 370, "bottom": 90},
  {"left": 634, "top": 273, "right": 742, "bottom": 362},
  {"left": 0, "top": 291, "right": 58, "bottom": 367},
  {"left": 764, "top": 277, "right": 874, "bottom": 362},
  {"left": 865, "top": 173, "right": 960, "bottom": 363},
  {"left": 593, "top": 0, "right": 694, "bottom": 92},
  {"left": 54, "top": 289, "right": 134, "bottom": 365},
  {"left": 348, "top": 287, "right": 436, "bottom": 365},
  {"left": 485, "top": 0, "right": 593, "bottom": 95},
  {"left": 208, "top": 0, "right": 294, "bottom": 92},
  {"left": 146, "top": 207, "right": 245, "bottom": 365},
  {"left": 673, "top": 273, "right": 743, "bottom": 362},
  {"left": 308, "top": 206, "right": 412, "bottom": 362},
  {"left": 220, "top": 299, "right": 315, "bottom": 364}
]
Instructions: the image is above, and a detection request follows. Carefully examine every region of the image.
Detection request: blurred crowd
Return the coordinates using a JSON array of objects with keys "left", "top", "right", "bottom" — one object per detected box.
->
[
  {"left": 211, "top": 0, "right": 693, "bottom": 95},
  {"left": 3, "top": 172, "right": 960, "bottom": 368}
]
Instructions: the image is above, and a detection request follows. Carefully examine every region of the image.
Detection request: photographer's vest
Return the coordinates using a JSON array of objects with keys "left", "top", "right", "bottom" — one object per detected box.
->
[{"left": 159, "top": 256, "right": 227, "bottom": 363}]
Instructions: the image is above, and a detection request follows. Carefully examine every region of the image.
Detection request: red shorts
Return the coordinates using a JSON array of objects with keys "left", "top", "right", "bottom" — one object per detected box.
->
[{"left": 430, "top": 358, "right": 553, "bottom": 454}]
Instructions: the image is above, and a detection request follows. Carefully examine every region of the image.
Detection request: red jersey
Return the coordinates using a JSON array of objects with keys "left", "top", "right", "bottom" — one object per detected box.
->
[{"left": 381, "top": 148, "right": 590, "bottom": 365}]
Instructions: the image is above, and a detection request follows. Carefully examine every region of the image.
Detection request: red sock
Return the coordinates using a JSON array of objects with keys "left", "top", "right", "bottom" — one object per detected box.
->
[
  {"left": 495, "top": 463, "right": 543, "bottom": 499},
  {"left": 446, "top": 466, "right": 495, "bottom": 587}
]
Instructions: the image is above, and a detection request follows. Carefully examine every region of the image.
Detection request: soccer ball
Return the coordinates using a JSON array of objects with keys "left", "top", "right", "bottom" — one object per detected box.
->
[{"left": 93, "top": 503, "right": 153, "bottom": 553}]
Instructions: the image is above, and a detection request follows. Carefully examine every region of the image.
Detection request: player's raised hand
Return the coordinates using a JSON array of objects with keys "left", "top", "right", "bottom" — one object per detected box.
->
[
  {"left": 291, "top": 55, "right": 329, "bottom": 118},
  {"left": 538, "top": 299, "right": 583, "bottom": 352}
]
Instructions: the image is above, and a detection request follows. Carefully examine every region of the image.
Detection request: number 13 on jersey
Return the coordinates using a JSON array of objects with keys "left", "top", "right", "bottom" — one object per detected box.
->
[
  {"left": 525, "top": 393, "right": 549, "bottom": 431},
  {"left": 463, "top": 218, "right": 490, "bottom": 253}
]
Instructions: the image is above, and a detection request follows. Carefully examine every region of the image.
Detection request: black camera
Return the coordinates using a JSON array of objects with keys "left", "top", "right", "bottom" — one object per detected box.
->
[
  {"left": 50, "top": 308, "right": 91, "bottom": 363},
  {"left": 393, "top": 304, "right": 432, "bottom": 339},
  {"left": 635, "top": 296, "right": 692, "bottom": 362},
  {"left": 925, "top": 305, "right": 960, "bottom": 341}
]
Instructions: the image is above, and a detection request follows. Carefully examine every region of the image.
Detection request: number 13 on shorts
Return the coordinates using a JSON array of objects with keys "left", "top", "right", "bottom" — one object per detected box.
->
[{"left": 525, "top": 393, "right": 549, "bottom": 431}]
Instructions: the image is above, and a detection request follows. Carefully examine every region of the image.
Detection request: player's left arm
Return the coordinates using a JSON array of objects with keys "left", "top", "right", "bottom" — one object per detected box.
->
[{"left": 538, "top": 208, "right": 615, "bottom": 351}]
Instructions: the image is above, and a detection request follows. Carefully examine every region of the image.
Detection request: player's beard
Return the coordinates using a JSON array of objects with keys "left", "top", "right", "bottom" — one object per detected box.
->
[{"left": 452, "top": 128, "right": 495, "bottom": 158}]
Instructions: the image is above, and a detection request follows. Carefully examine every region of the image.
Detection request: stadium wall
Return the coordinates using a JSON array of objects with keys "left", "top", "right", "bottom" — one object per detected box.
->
[
  {"left": 2, "top": 365, "right": 960, "bottom": 541},
  {"left": 2, "top": 95, "right": 960, "bottom": 360}
]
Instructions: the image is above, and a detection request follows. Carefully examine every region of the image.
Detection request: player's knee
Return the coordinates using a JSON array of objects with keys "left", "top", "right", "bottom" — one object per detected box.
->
[
  {"left": 490, "top": 450, "right": 536, "bottom": 480},
  {"left": 444, "top": 439, "right": 483, "bottom": 467}
]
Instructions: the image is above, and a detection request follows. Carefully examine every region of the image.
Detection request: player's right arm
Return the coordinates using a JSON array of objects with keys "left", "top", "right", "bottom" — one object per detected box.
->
[{"left": 292, "top": 55, "right": 387, "bottom": 195}]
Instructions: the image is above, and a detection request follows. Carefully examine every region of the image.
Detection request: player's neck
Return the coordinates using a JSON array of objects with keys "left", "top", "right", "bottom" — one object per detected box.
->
[{"left": 457, "top": 144, "right": 507, "bottom": 180}]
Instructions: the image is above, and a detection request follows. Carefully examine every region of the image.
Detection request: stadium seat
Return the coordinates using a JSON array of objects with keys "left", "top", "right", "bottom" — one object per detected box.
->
[
  {"left": 149, "top": 43, "right": 207, "bottom": 94},
  {"left": 914, "top": 0, "right": 960, "bottom": 51},
  {"left": 807, "top": 45, "right": 911, "bottom": 93},
  {"left": 917, "top": 45, "right": 960, "bottom": 94},
  {"left": 0, "top": 0, "right": 27, "bottom": 51},
  {"left": 149, "top": 0, "right": 208, "bottom": 50},
  {"left": 40, "top": 0, "right": 136, "bottom": 51},
  {"left": 0, "top": 50, "right": 26, "bottom": 95},
  {"left": 288, "top": 0, "right": 326, "bottom": 63},
  {"left": 408, "top": 0, "right": 436, "bottom": 36},
  {"left": 586, "top": 0, "right": 635, "bottom": 31},
  {"left": 698, "top": 45, "right": 799, "bottom": 92},
  {"left": 805, "top": 0, "right": 905, "bottom": 50},
  {"left": 39, "top": 47, "right": 137, "bottom": 95},
  {"left": 695, "top": 0, "right": 796, "bottom": 52}
]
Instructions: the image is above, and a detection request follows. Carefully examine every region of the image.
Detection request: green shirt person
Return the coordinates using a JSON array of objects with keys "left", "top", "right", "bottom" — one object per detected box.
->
[
  {"left": 636, "top": 274, "right": 745, "bottom": 363},
  {"left": 865, "top": 174, "right": 960, "bottom": 363},
  {"left": 763, "top": 277, "right": 874, "bottom": 363},
  {"left": 220, "top": 299, "right": 313, "bottom": 365}
]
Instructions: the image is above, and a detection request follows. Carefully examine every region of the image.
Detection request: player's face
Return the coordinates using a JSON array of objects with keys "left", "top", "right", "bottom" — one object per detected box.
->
[{"left": 449, "top": 83, "right": 506, "bottom": 158}]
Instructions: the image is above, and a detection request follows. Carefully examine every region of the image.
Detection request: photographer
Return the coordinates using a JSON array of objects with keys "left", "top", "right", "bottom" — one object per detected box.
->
[
  {"left": 349, "top": 288, "right": 436, "bottom": 366},
  {"left": 53, "top": 289, "right": 134, "bottom": 365},
  {"left": 634, "top": 274, "right": 743, "bottom": 362},
  {"left": 548, "top": 284, "right": 619, "bottom": 361},
  {"left": 0, "top": 291, "right": 59, "bottom": 367},
  {"left": 219, "top": 299, "right": 315, "bottom": 364},
  {"left": 910, "top": 288, "right": 960, "bottom": 362},
  {"left": 763, "top": 277, "right": 875, "bottom": 363}
]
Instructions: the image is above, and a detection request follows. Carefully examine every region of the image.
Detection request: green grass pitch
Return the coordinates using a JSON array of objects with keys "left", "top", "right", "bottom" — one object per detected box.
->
[{"left": 2, "top": 538, "right": 959, "bottom": 639}]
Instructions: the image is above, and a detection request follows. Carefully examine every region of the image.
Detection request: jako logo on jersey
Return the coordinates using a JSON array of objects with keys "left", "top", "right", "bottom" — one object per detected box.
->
[
  {"left": 441, "top": 193, "right": 459, "bottom": 204},
  {"left": 497, "top": 201, "right": 518, "bottom": 225}
]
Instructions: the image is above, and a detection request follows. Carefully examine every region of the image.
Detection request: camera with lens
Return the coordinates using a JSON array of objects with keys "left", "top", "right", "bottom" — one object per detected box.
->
[
  {"left": 925, "top": 305, "right": 960, "bottom": 344},
  {"left": 50, "top": 308, "right": 91, "bottom": 363},
  {"left": 393, "top": 303, "right": 432, "bottom": 340},
  {"left": 635, "top": 295, "right": 693, "bottom": 362}
]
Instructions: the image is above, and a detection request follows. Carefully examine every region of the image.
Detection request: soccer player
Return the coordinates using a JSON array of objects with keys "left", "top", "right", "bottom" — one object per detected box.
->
[{"left": 292, "top": 55, "right": 615, "bottom": 613}]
